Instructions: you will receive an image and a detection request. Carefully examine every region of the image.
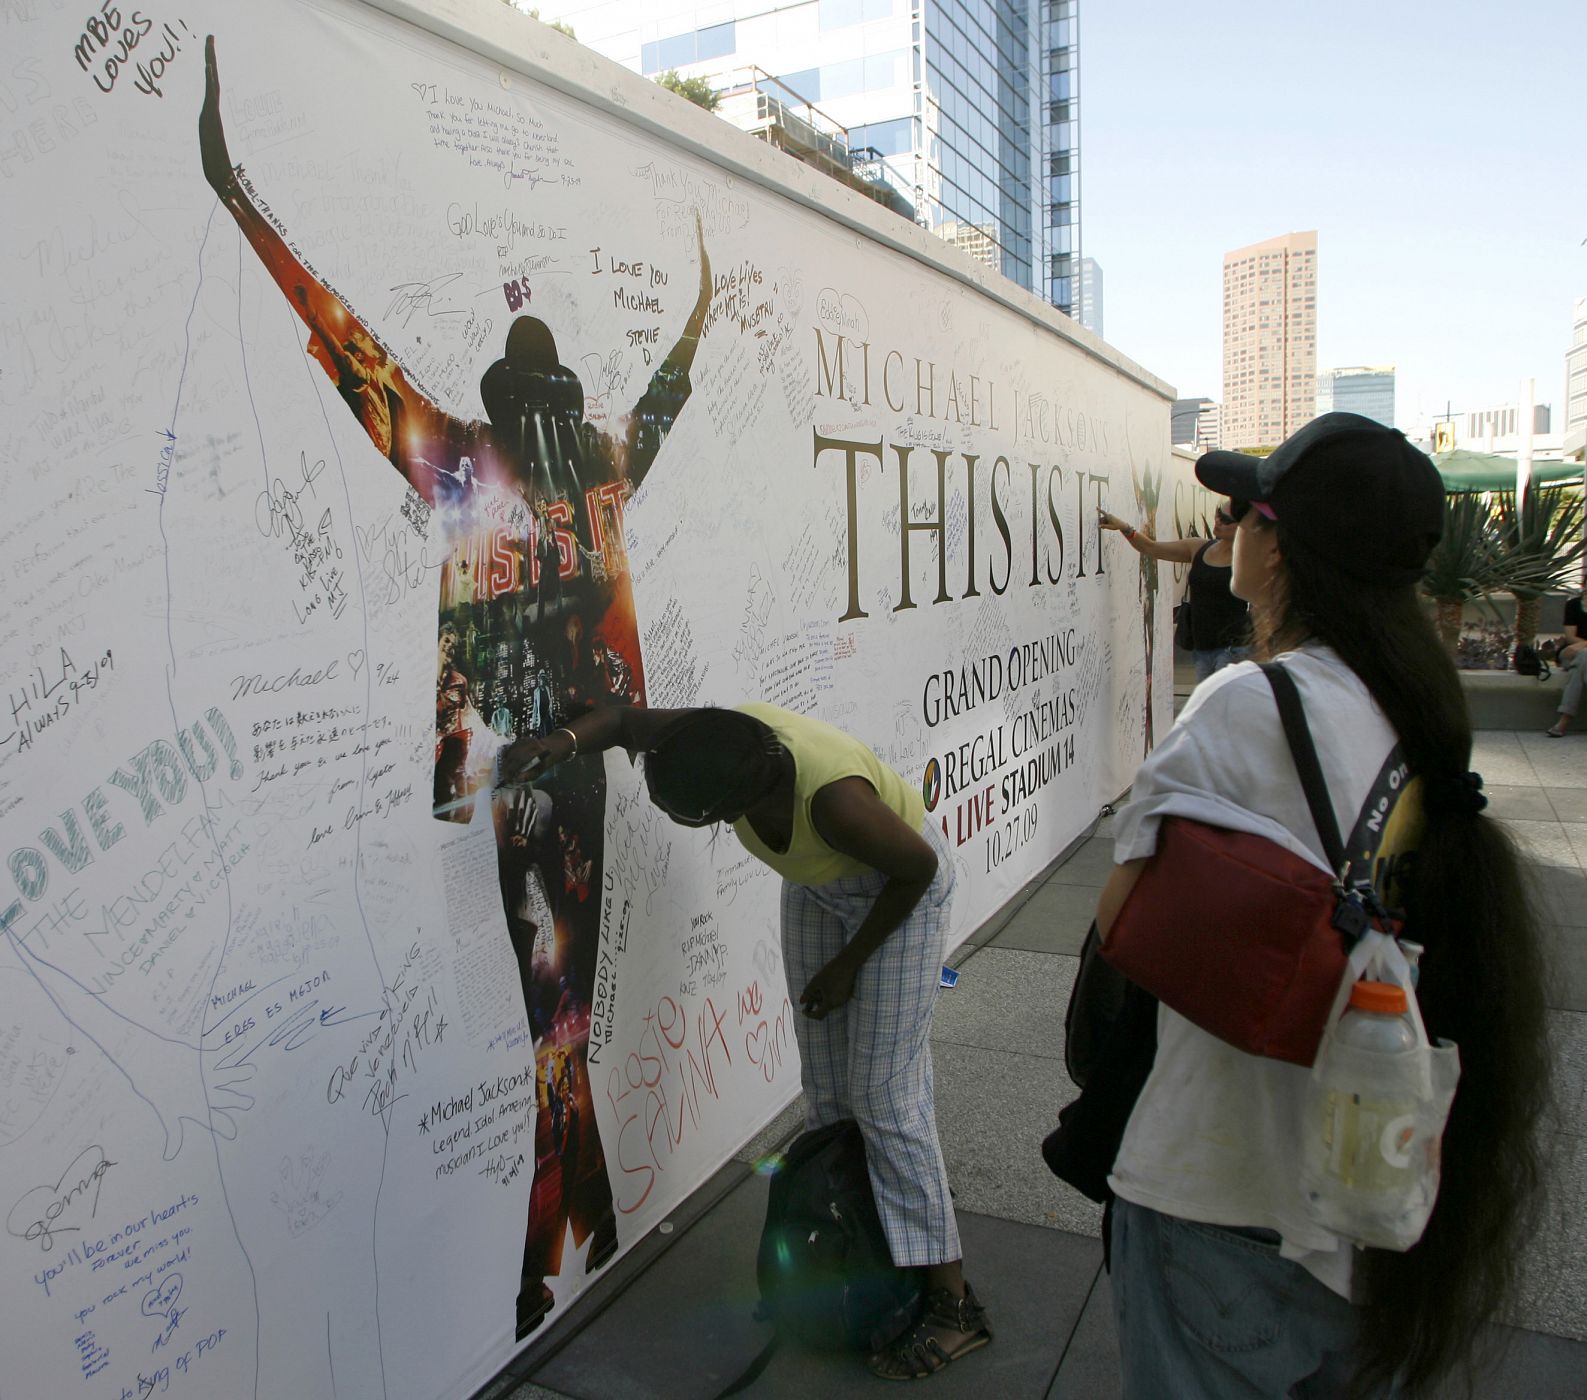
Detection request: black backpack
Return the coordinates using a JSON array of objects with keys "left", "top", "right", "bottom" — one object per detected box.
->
[
  {"left": 755, "top": 1120, "right": 920, "bottom": 1352},
  {"left": 714, "top": 1122, "right": 920, "bottom": 1398}
]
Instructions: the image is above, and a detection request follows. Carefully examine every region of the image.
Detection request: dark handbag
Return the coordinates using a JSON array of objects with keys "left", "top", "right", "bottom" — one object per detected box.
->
[
  {"left": 1063, "top": 920, "right": 1129, "bottom": 1088},
  {"left": 1174, "top": 597, "right": 1194, "bottom": 650},
  {"left": 1514, "top": 643, "right": 1550, "bottom": 680},
  {"left": 1042, "top": 925, "right": 1158, "bottom": 1204},
  {"left": 1099, "top": 664, "right": 1367, "bottom": 1068}
]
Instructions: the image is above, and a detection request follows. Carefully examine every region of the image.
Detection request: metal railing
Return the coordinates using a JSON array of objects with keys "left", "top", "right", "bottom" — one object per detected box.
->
[{"left": 704, "top": 66, "right": 915, "bottom": 219}]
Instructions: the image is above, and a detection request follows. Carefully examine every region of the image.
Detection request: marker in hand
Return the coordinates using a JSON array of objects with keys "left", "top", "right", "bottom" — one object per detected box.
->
[
  {"left": 494, "top": 750, "right": 546, "bottom": 792},
  {"left": 495, "top": 727, "right": 577, "bottom": 791}
]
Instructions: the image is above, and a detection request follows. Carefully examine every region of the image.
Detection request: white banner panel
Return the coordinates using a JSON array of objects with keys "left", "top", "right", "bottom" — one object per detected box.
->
[{"left": 0, "top": 3, "right": 1189, "bottom": 1396}]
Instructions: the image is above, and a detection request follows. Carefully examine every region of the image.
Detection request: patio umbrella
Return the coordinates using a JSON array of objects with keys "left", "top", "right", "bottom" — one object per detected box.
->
[{"left": 1433, "top": 447, "right": 1581, "bottom": 494}]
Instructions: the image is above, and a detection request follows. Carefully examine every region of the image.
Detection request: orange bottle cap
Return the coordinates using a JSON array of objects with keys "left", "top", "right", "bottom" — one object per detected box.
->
[{"left": 1349, "top": 980, "right": 1408, "bottom": 1014}]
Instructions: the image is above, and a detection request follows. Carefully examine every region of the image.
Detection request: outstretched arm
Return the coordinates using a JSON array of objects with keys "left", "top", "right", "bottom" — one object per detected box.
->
[
  {"left": 497, "top": 704, "right": 700, "bottom": 785},
  {"left": 1098, "top": 510, "right": 1202, "bottom": 564},
  {"left": 621, "top": 212, "right": 712, "bottom": 490},
  {"left": 200, "top": 37, "right": 439, "bottom": 497}
]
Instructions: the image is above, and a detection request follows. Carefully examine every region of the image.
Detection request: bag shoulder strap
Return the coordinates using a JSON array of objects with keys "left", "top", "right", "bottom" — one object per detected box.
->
[
  {"left": 712, "top": 1332, "right": 780, "bottom": 1400},
  {"left": 1258, "top": 662, "right": 1344, "bottom": 875}
]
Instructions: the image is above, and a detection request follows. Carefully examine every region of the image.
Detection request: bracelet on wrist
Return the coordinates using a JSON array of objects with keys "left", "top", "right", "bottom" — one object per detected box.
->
[
  {"left": 555, "top": 726, "right": 579, "bottom": 756},
  {"left": 1123, "top": 525, "right": 1137, "bottom": 541}
]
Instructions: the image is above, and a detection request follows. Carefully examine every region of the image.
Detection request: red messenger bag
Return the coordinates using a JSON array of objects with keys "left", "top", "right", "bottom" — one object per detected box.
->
[{"left": 1101, "top": 664, "right": 1394, "bottom": 1068}]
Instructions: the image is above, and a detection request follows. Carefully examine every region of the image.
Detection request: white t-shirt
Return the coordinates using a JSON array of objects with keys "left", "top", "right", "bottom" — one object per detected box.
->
[{"left": 1107, "top": 644, "right": 1421, "bottom": 1301}]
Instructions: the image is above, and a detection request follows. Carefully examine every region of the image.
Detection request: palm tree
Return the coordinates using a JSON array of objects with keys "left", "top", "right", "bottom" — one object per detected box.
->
[
  {"left": 1491, "top": 484, "right": 1584, "bottom": 664},
  {"left": 1421, "top": 492, "right": 1506, "bottom": 656}
]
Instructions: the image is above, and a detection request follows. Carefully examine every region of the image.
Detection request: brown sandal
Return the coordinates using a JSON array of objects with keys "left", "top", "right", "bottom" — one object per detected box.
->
[{"left": 869, "top": 1282, "right": 993, "bottom": 1380}]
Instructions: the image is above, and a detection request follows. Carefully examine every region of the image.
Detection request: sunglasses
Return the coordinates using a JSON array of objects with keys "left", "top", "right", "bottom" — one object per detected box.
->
[
  {"left": 646, "top": 762, "right": 765, "bottom": 827},
  {"left": 1215, "top": 509, "right": 1239, "bottom": 525}
]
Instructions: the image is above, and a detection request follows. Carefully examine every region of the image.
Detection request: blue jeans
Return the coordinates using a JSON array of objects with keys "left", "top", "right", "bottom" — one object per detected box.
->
[
  {"left": 1193, "top": 646, "right": 1246, "bottom": 682},
  {"left": 1109, "top": 1199, "right": 1381, "bottom": 1399}
]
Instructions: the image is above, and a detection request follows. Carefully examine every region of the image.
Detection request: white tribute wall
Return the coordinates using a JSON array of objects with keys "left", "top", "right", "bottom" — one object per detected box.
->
[{"left": 0, "top": 2, "right": 1193, "bottom": 1396}]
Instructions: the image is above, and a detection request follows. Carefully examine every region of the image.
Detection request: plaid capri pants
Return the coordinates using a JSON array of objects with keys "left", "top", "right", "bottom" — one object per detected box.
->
[{"left": 779, "top": 819, "right": 960, "bottom": 1267}]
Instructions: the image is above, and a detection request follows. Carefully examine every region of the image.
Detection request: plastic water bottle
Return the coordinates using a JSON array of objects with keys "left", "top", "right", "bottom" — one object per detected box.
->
[{"left": 1300, "top": 980, "right": 1427, "bottom": 1244}]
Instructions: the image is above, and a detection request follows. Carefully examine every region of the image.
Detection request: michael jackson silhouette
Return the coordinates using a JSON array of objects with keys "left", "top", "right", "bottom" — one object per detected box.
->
[{"left": 201, "top": 37, "right": 712, "bottom": 1337}]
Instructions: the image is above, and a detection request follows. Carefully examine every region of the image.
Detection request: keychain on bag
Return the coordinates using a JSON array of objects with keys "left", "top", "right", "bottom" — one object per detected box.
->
[{"left": 1298, "top": 919, "right": 1460, "bottom": 1252}]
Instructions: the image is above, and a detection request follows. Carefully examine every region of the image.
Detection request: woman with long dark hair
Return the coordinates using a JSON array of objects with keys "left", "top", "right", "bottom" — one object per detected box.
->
[
  {"left": 502, "top": 702, "right": 992, "bottom": 1378},
  {"left": 1095, "top": 414, "right": 1551, "bottom": 1396}
]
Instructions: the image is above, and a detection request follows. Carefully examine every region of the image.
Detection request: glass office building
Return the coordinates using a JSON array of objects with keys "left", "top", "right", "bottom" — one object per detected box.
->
[
  {"left": 1076, "top": 256, "right": 1102, "bottom": 337},
  {"left": 1315, "top": 366, "right": 1395, "bottom": 429},
  {"left": 1041, "top": 1, "right": 1079, "bottom": 314},
  {"left": 1566, "top": 297, "right": 1587, "bottom": 459},
  {"left": 521, "top": 1, "right": 1081, "bottom": 317}
]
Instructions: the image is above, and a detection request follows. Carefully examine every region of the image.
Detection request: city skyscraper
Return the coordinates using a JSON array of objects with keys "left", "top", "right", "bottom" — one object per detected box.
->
[
  {"left": 519, "top": 1, "right": 1081, "bottom": 316},
  {"left": 1077, "top": 256, "right": 1102, "bottom": 337},
  {"left": 1317, "top": 366, "right": 1395, "bottom": 428},
  {"left": 1171, "top": 396, "right": 1220, "bottom": 453},
  {"left": 1566, "top": 295, "right": 1587, "bottom": 459},
  {"left": 1221, "top": 231, "right": 1317, "bottom": 451}
]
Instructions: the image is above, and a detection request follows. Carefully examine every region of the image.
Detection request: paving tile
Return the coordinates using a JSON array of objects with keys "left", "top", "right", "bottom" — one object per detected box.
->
[
  {"left": 933, "top": 1039, "right": 1103, "bottom": 1238},
  {"left": 1547, "top": 1008, "right": 1587, "bottom": 1140},
  {"left": 1484, "top": 783, "right": 1562, "bottom": 821},
  {"left": 958, "top": 883, "right": 1036, "bottom": 951},
  {"left": 1511, "top": 1130, "right": 1587, "bottom": 1342},
  {"left": 1562, "top": 824, "right": 1587, "bottom": 869},
  {"left": 1471, "top": 733, "right": 1540, "bottom": 788},
  {"left": 1517, "top": 736, "right": 1587, "bottom": 788},
  {"left": 932, "top": 947, "right": 1072, "bottom": 1062},
  {"left": 490, "top": 1159, "right": 753, "bottom": 1395},
  {"left": 531, "top": 1170, "right": 782, "bottom": 1400},
  {"left": 1547, "top": 788, "right": 1587, "bottom": 823},
  {"left": 926, "top": 1221, "right": 1098, "bottom": 1400},
  {"left": 503, "top": 1383, "right": 575, "bottom": 1400},
  {"left": 1498, "top": 818, "right": 1580, "bottom": 869},
  {"left": 1044, "top": 837, "right": 1117, "bottom": 888},
  {"left": 1543, "top": 927, "right": 1587, "bottom": 1013},
  {"left": 959, "top": 841, "right": 1086, "bottom": 951},
  {"left": 535, "top": 1170, "right": 1097, "bottom": 1400},
  {"left": 1047, "top": 1268, "right": 1120, "bottom": 1400},
  {"left": 991, "top": 882, "right": 1098, "bottom": 955},
  {"left": 1527, "top": 864, "right": 1587, "bottom": 928},
  {"left": 1430, "top": 1325, "right": 1587, "bottom": 1398}
]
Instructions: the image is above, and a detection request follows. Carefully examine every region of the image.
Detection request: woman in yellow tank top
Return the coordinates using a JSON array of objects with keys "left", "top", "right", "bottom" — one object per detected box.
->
[{"left": 504, "top": 703, "right": 992, "bottom": 1379}]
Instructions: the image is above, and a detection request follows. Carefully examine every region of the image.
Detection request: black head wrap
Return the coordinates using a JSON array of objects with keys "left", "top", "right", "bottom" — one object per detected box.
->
[{"left": 644, "top": 710, "right": 782, "bottom": 824}]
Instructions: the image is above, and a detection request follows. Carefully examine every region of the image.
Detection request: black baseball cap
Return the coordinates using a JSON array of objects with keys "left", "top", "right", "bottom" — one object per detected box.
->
[{"left": 1195, "top": 413, "right": 1445, "bottom": 585}]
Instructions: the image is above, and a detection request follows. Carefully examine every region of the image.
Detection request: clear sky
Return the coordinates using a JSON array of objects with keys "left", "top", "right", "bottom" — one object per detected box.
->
[{"left": 1082, "top": 0, "right": 1586, "bottom": 432}]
